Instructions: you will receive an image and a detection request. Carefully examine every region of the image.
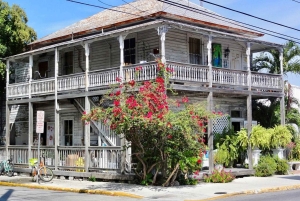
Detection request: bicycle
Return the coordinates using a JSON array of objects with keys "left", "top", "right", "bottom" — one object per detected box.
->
[
  {"left": 0, "top": 155, "right": 14, "bottom": 177},
  {"left": 30, "top": 158, "right": 54, "bottom": 182}
]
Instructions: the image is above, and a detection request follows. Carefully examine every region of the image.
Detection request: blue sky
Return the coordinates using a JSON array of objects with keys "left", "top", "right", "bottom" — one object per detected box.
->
[{"left": 6, "top": 0, "right": 300, "bottom": 85}]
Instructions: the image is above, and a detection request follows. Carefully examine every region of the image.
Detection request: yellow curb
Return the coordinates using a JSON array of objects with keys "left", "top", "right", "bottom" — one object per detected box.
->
[
  {"left": 185, "top": 184, "right": 300, "bottom": 201},
  {"left": 0, "top": 181, "right": 143, "bottom": 199}
]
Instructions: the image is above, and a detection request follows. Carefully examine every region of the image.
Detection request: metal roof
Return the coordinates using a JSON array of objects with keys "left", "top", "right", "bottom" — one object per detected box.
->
[{"left": 31, "top": 0, "right": 262, "bottom": 46}]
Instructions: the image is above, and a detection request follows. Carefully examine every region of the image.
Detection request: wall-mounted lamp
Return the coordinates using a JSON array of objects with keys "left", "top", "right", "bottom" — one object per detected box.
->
[{"left": 224, "top": 47, "right": 230, "bottom": 58}]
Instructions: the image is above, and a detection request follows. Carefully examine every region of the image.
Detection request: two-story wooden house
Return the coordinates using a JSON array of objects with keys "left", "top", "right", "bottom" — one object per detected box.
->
[{"left": 1, "top": 0, "right": 284, "bottom": 177}]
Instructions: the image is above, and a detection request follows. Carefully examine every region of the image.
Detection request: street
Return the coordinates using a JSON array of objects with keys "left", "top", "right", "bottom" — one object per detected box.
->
[
  {"left": 0, "top": 186, "right": 138, "bottom": 201},
  {"left": 216, "top": 189, "right": 300, "bottom": 201}
]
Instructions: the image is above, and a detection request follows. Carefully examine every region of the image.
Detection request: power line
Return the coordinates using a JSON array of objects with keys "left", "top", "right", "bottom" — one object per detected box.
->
[
  {"left": 67, "top": 0, "right": 300, "bottom": 44},
  {"left": 97, "top": 0, "right": 115, "bottom": 7},
  {"left": 158, "top": 0, "right": 300, "bottom": 43},
  {"left": 201, "top": 0, "right": 300, "bottom": 32},
  {"left": 292, "top": 0, "right": 300, "bottom": 3},
  {"left": 66, "top": 0, "right": 142, "bottom": 17}
]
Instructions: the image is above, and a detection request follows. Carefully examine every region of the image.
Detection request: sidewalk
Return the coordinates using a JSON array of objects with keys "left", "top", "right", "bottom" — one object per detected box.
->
[{"left": 1, "top": 172, "right": 300, "bottom": 201}]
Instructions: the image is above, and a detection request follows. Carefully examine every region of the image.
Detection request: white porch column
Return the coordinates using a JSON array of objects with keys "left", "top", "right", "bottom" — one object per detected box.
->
[
  {"left": 84, "top": 42, "right": 91, "bottom": 172},
  {"left": 5, "top": 60, "right": 10, "bottom": 158},
  {"left": 54, "top": 48, "right": 60, "bottom": 170},
  {"left": 157, "top": 26, "right": 168, "bottom": 64},
  {"left": 84, "top": 43, "right": 90, "bottom": 92},
  {"left": 206, "top": 35, "right": 214, "bottom": 173},
  {"left": 118, "top": 34, "right": 127, "bottom": 173},
  {"left": 207, "top": 35, "right": 212, "bottom": 87},
  {"left": 279, "top": 48, "right": 285, "bottom": 125},
  {"left": 28, "top": 55, "right": 33, "bottom": 161},
  {"left": 246, "top": 42, "right": 253, "bottom": 169},
  {"left": 118, "top": 35, "right": 127, "bottom": 81},
  {"left": 84, "top": 96, "right": 90, "bottom": 172}
]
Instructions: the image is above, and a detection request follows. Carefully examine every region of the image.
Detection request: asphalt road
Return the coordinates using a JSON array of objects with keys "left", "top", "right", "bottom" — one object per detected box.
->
[
  {"left": 216, "top": 189, "right": 300, "bottom": 201},
  {"left": 0, "top": 186, "right": 138, "bottom": 201}
]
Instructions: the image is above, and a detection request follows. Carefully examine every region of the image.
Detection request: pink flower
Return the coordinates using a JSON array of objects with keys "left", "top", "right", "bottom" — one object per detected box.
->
[
  {"left": 128, "top": 80, "right": 135, "bottom": 87},
  {"left": 116, "top": 77, "right": 122, "bottom": 82},
  {"left": 145, "top": 111, "right": 153, "bottom": 119},
  {"left": 135, "top": 66, "right": 142, "bottom": 71},
  {"left": 115, "top": 91, "right": 121, "bottom": 96},
  {"left": 182, "top": 96, "right": 189, "bottom": 103},
  {"left": 113, "top": 100, "right": 120, "bottom": 107},
  {"left": 83, "top": 111, "right": 87, "bottom": 115}
]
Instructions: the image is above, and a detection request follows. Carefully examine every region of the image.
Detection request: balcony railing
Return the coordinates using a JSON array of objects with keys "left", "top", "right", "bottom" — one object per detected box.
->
[{"left": 7, "top": 61, "right": 283, "bottom": 99}]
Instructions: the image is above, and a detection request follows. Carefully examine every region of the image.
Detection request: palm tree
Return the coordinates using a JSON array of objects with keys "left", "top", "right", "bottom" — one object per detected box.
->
[
  {"left": 252, "top": 41, "right": 300, "bottom": 129},
  {"left": 252, "top": 41, "right": 300, "bottom": 74}
]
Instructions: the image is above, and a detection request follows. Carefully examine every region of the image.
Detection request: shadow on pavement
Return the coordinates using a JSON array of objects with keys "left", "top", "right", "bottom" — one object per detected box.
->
[
  {"left": 280, "top": 176, "right": 300, "bottom": 180},
  {"left": 0, "top": 189, "right": 14, "bottom": 201}
]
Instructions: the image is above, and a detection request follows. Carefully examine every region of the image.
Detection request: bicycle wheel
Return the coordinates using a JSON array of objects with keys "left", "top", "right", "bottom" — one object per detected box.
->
[
  {"left": 38, "top": 167, "right": 54, "bottom": 182},
  {"left": 6, "top": 164, "right": 14, "bottom": 177}
]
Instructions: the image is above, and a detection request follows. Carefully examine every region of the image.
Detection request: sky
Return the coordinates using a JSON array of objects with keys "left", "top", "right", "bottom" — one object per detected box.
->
[{"left": 6, "top": 0, "right": 300, "bottom": 86}]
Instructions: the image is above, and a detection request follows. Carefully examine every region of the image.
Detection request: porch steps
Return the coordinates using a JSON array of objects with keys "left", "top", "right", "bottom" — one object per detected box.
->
[{"left": 72, "top": 98, "right": 119, "bottom": 146}]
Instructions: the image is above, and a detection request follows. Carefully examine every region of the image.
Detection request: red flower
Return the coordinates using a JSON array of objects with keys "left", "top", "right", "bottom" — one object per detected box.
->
[
  {"left": 115, "top": 91, "right": 121, "bottom": 96},
  {"left": 197, "top": 120, "right": 203, "bottom": 127},
  {"left": 167, "top": 134, "right": 172, "bottom": 139},
  {"left": 156, "top": 77, "right": 165, "bottom": 84},
  {"left": 202, "top": 128, "right": 207, "bottom": 133},
  {"left": 128, "top": 80, "right": 135, "bottom": 87},
  {"left": 182, "top": 96, "right": 189, "bottom": 103},
  {"left": 110, "top": 124, "right": 117, "bottom": 130},
  {"left": 135, "top": 66, "right": 142, "bottom": 71},
  {"left": 113, "top": 100, "right": 120, "bottom": 107},
  {"left": 218, "top": 111, "right": 223, "bottom": 115},
  {"left": 116, "top": 77, "right": 122, "bottom": 82},
  {"left": 83, "top": 111, "right": 87, "bottom": 115},
  {"left": 197, "top": 159, "right": 202, "bottom": 164},
  {"left": 166, "top": 122, "right": 172, "bottom": 128},
  {"left": 145, "top": 111, "right": 153, "bottom": 119}
]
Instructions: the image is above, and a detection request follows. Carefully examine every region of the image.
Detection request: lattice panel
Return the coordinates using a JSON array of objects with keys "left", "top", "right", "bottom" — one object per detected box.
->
[{"left": 213, "top": 115, "right": 230, "bottom": 134}]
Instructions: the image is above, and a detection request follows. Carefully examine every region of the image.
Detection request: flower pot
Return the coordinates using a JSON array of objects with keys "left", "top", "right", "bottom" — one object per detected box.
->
[
  {"left": 252, "top": 148, "right": 261, "bottom": 166},
  {"left": 272, "top": 148, "right": 286, "bottom": 159},
  {"left": 215, "top": 164, "right": 223, "bottom": 172}
]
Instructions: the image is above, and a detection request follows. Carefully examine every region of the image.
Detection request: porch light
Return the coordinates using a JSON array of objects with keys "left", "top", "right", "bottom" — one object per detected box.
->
[{"left": 224, "top": 47, "right": 230, "bottom": 58}]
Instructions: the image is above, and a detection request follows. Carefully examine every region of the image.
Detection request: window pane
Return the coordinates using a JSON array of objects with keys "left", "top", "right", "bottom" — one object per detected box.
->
[{"left": 69, "top": 120, "right": 73, "bottom": 134}]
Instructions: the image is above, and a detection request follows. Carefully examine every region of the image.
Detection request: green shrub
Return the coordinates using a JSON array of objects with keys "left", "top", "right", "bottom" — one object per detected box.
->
[
  {"left": 274, "top": 157, "right": 289, "bottom": 175},
  {"left": 254, "top": 155, "right": 277, "bottom": 177},
  {"left": 88, "top": 176, "right": 96, "bottom": 182},
  {"left": 203, "top": 168, "right": 235, "bottom": 183}
]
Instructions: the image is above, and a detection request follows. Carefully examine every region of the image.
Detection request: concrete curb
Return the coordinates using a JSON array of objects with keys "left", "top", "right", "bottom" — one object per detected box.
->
[
  {"left": 0, "top": 181, "right": 143, "bottom": 199},
  {"left": 185, "top": 184, "right": 300, "bottom": 201}
]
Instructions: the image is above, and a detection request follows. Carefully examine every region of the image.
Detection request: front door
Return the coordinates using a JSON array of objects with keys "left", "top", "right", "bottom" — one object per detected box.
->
[{"left": 38, "top": 61, "right": 48, "bottom": 78}]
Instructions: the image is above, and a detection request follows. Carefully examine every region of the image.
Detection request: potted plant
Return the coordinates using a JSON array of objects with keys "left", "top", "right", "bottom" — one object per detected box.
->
[
  {"left": 214, "top": 147, "right": 228, "bottom": 171},
  {"left": 270, "top": 125, "right": 292, "bottom": 159},
  {"left": 249, "top": 125, "right": 271, "bottom": 166}
]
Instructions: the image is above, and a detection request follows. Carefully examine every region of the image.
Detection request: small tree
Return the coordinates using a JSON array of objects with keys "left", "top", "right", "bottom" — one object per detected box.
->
[{"left": 82, "top": 60, "right": 219, "bottom": 186}]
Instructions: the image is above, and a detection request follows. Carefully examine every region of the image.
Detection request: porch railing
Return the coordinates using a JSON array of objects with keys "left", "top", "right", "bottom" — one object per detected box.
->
[
  {"left": 4, "top": 146, "right": 123, "bottom": 171},
  {"left": 7, "top": 82, "right": 29, "bottom": 98},
  {"left": 58, "top": 73, "right": 86, "bottom": 91},
  {"left": 251, "top": 72, "right": 282, "bottom": 90},
  {"left": 212, "top": 67, "right": 248, "bottom": 86},
  {"left": 89, "top": 68, "right": 120, "bottom": 88},
  {"left": 31, "top": 78, "right": 55, "bottom": 95},
  {"left": 7, "top": 61, "right": 284, "bottom": 99},
  {"left": 167, "top": 61, "right": 209, "bottom": 83}
]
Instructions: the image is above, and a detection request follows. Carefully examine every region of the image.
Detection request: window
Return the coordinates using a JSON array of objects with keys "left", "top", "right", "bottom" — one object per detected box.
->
[
  {"left": 124, "top": 38, "right": 136, "bottom": 65},
  {"left": 189, "top": 37, "right": 202, "bottom": 64},
  {"left": 63, "top": 51, "right": 73, "bottom": 75},
  {"left": 231, "top": 110, "right": 241, "bottom": 118},
  {"left": 64, "top": 120, "right": 73, "bottom": 146}
]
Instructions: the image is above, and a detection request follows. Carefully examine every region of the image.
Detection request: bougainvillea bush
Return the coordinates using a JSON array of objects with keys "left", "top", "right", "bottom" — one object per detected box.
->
[{"left": 82, "top": 60, "right": 219, "bottom": 186}]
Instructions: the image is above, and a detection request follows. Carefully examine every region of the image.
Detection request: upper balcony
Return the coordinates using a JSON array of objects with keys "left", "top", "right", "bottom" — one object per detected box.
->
[{"left": 7, "top": 60, "right": 283, "bottom": 100}]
